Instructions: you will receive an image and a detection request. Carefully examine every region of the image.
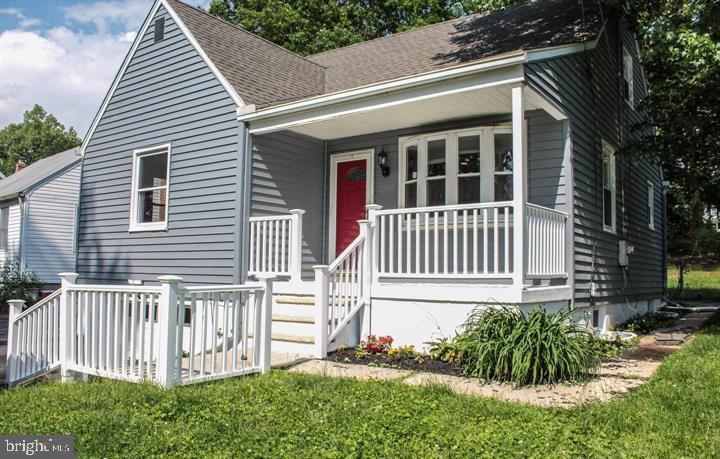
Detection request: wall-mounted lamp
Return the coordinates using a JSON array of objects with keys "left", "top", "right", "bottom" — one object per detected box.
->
[{"left": 377, "top": 148, "right": 390, "bottom": 177}]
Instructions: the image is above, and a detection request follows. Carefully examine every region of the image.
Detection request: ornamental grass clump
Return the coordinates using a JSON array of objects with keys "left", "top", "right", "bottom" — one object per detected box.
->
[{"left": 454, "top": 306, "right": 600, "bottom": 386}]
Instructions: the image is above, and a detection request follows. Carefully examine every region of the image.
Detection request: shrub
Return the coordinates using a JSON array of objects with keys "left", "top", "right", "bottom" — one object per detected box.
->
[
  {"left": 0, "top": 257, "right": 39, "bottom": 309},
  {"left": 447, "top": 306, "right": 600, "bottom": 386}
]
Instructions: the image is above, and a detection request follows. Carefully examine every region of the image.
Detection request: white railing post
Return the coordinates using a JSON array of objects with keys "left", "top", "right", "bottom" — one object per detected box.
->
[
  {"left": 157, "top": 275, "right": 183, "bottom": 389},
  {"left": 366, "top": 204, "right": 382, "bottom": 285},
  {"left": 358, "top": 220, "right": 372, "bottom": 300},
  {"left": 313, "top": 265, "right": 329, "bottom": 358},
  {"left": 289, "top": 209, "right": 305, "bottom": 284},
  {"left": 511, "top": 85, "right": 527, "bottom": 287},
  {"left": 5, "top": 299, "right": 25, "bottom": 385},
  {"left": 255, "top": 275, "right": 275, "bottom": 373},
  {"left": 58, "top": 272, "right": 78, "bottom": 383}
]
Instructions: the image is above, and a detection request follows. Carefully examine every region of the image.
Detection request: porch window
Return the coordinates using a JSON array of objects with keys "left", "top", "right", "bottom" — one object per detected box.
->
[
  {"left": 457, "top": 134, "right": 481, "bottom": 204},
  {"left": 0, "top": 206, "right": 8, "bottom": 251},
  {"left": 426, "top": 137, "right": 446, "bottom": 206},
  {"left": 602, "top": 141, "right": 616, "bottom": 233},
  {"left": 493, "top": 132, "right": 513, "bottom": 201},
  {"left": 399, "top": 125, "right": 513, "bottom": 208},
  {"left": 623, "top": 46, "right": 634, "bottom": 108},
  {"left": 130, "top": 144, "right": 170, "bottom": 232}
]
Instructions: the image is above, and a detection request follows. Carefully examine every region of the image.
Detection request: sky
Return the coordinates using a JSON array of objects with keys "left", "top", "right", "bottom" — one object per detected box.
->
[{"left": 0, "top": 0, "right": 212, "bottom": 137}]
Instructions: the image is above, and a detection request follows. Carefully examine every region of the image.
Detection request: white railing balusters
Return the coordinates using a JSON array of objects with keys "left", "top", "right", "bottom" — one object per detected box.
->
[
  {"left": 526, "top": 203, "right": 567, "bottom": 278},
  {"left": 248, "top": 210, "right": 304, "bottom": 282}
]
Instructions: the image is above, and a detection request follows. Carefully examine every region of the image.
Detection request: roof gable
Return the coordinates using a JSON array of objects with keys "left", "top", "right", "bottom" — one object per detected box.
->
[{"left": 0, "top": 148, "right": 81, "bottom": 201}]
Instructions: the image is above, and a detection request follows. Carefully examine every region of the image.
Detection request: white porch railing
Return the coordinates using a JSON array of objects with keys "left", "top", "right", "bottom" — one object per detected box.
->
[
  {"left": 5, "top": 273, "right": 274, "bottom": 388},
  {"left": 248, "top": 209, "right": 304, "bottom": 282},
  {"left": 526, "top": 204, "right": 567, "bottom": 278},
  {"left": 5, "top": 292, "right": 62, "bottom": 385},
  {"left": 374, "top": 202, "right": 514, "bottom": 278}
]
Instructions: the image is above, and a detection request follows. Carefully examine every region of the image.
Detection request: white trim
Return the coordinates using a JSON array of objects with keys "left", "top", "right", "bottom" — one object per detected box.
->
[
  {"left": 647, "top": 180, "right": 655, "bottom": 230},
  {"left": 525, "top": 40, "right": 598, "bottom": 62},
  {"left": 129, "top": 143, "right": 171, "bottom": 232},
  {"left": 80, "top": 0, "right": 244, "bottom": 155},
  {"left": 328, "top": 149, "right": 375, "bottom": 260},
  {"left": 602, "top": 140, "right": 617, "bottom": 234}
]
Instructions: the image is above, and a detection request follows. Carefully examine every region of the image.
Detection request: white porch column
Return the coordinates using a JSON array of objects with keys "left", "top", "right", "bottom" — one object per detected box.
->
[
  {"left": 58, "top": 272, "right": 79, "bottom": 382},
  {"left": 255, "top": 274, "right": 275, "bottom": 373},
  {"left": 313, "top": 265, "right": 329, "bottom": 358},
  {"left": 365, "top": 204, "right": 382, "bottom": 285},
  {"left": 289, "top": 209, "right": 305, "bottom": 284},
  {"left": 157, "top": 275, "right": 183, "bottom": 388},
  {"left": 512, "top": 85, "right": 527, "bottom": 287},
  {"left": 5, "top": 299, "right": 25, "bottom": 385}
]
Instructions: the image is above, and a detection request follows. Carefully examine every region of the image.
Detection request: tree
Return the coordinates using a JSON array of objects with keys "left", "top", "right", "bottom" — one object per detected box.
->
[
  {"left": 620, "top": 0, "right": 720, "bottom": 255},
  {"left": 0, "top": 105, "right": 81, "bottom": 176},
  {"left": 207, "top": 0, "right": 521, "bottom": 56}
]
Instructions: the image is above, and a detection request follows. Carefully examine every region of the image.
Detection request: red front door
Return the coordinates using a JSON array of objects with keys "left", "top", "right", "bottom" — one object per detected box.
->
[{"left": 335, "top": 159, "right": 367, "bottom": 255}]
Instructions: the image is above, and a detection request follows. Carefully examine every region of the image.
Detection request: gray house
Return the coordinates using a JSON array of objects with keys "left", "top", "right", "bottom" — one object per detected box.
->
[
  {"left": 0, "top": 148, "right": 82, "bottom": 289},
  {"left": 75, "top": 0, "right": 665, "bottom": 354}
]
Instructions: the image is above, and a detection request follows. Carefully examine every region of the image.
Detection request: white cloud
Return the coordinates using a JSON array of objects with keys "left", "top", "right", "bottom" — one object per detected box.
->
[
  {"left": 0, "top": 6, "right": 42, "bottom": 29},
  {"left": 63, "top": 0, "right": 150, "bottom": 34},
  {"left": 0, "top": 0, "right": 153, "bottom": 135}
]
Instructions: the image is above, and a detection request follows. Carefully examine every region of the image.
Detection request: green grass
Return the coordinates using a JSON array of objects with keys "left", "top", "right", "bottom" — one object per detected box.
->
[
  {"left": 1, "top": 318, "right": 720, "bottom": 458},
  {"left": 668, "top": 265, "right": 720, "bottom": 300}
]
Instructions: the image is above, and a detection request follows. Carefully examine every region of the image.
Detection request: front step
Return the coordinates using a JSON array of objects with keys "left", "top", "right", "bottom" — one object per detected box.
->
[
  {"left": 272, "top": 332, "right": 314, "bottom": 344},
  {"left": 272, "top": 314, "right": 314, "bottom": 324},
  {"left": 270, "top": 293, "right": 318, "bottom": 357}
]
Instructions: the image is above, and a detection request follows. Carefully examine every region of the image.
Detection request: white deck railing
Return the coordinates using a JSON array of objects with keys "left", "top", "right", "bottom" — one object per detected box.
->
[
  {"left": 526, "top": 204, "right": 567, "bottom": 278},
  {"left": 5, "top": 274, "right": 274, "bottom": 388},
  {"left": 374, "top": 202, "right": 515, "bottom": 278},
  {"left": 248, "top": 209, "right": 304, "bottom": 282},
  {"left": 5, "top": 291, "right": 62, "bottom": 385}
]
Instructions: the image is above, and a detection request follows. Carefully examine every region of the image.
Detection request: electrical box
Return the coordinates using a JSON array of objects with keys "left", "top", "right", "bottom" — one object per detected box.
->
[{"left": 618, "top": 240, "right": 634, "bottom": 267}]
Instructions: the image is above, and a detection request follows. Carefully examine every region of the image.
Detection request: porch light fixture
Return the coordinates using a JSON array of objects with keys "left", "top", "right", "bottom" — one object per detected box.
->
[{"left": 377, "top": 149, "right": 390, "bottom": 177}]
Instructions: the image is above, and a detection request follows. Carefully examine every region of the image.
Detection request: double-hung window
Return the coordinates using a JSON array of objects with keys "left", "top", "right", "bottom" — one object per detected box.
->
[
  {"left": 399, "top": 125, "right": 514, "bottom": 207},
  {"left": 129, "top": 144, "right": 170, "bottom": 231},
  {"left": 602, "top": 141, "right": 617, "bottom": 233},
  {"left": 0, "top": 206, "right": 8, "bottom": 251},
  {"left": 623, "top": 46, "right": 634, "bottom": 108},
  {"left": 647, "top": 181, "right": 655, "bottom": 230}
]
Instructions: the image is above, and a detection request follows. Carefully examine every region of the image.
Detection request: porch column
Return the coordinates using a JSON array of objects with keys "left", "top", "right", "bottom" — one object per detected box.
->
[
  {"left": 511, "top": 85, "right": 527, "bottom": 287},
  {"left": 289, "top": 209, "right": 305, "bottom": 284}
]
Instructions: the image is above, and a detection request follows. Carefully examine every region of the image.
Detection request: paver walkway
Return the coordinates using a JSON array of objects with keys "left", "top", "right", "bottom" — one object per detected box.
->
[{"left": 289, "top": 307, "right": 719, "bottom": 408}]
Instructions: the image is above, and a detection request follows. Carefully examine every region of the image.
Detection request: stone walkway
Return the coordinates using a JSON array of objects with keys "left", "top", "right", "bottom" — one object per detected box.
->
[{"left": 289, "top": 308, "right": 719, "bottom": 408}]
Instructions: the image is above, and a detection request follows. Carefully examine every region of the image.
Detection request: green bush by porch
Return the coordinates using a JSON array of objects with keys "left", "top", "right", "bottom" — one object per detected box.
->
[{"left": 0, "top": 315, "right": 719, "bottom": 458}]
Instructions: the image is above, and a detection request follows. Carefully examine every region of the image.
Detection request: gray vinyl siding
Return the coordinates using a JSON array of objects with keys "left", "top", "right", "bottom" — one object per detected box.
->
[
  {"left": 77, "top": 5, "right": 242, "bottom": 285},
  {"left": 525, "top": 16, "right": 664, "bottom": 307},
  {"left": 249, "top": 131, "right": 325, "bottom": 277},
  {"left": 24, "top": 162, "right": 81, "bottom": 284}
]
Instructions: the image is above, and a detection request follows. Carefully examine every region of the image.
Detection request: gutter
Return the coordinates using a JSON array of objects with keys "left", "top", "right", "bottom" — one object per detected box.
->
[{"left": 237, "top": 51, "right": 527, "bottom": 122}]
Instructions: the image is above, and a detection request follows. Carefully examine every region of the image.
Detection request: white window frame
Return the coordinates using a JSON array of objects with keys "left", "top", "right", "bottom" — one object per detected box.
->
[
  {"left": 647, "top": 181, "right": 655, "bottom": 230},
  {"left": 129, "top": 144, "right": 171, "bottom": 232},
  {"left": 0, "top": 206, "right": 8, "bottom": 251},
  {"left": 602, "top": 141, "right": 617, "bottom": 234},
  {"left": 622, "top": 46, "right": 634, "bottom": 108},
  {"left": 398, "top": 125, "right": 512, "bottom": 208}
]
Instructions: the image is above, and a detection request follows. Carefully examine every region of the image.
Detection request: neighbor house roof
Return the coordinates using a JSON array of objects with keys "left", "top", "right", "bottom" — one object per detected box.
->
[
  {"left": 0, "top": 148, "right": 81, "bottom": 201},
  {"left": 168, "top": 0, "right": 602, "bottom": 108}
]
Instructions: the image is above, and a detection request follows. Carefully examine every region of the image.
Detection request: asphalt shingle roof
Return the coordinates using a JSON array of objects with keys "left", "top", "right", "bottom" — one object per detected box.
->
[
  {"left": 0, "top": 148, "right": 81, "bottom": 202},
  {"left": 169, "top": 0, "right": 602, "bottom": 108}
]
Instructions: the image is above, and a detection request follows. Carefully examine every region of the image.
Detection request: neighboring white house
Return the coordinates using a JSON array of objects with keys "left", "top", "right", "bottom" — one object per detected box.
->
[{"left": 0, "top": 148, "right": 82, "bottom": 289}]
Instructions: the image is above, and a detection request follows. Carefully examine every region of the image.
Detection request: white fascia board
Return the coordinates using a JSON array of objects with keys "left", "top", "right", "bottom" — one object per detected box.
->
[
  {"left": 239, "top": 52, "right": 527, "bottom": 123},
  {"left": 80, "top": 0, "right": 244, "bottom": 155},
  {"left": 525, "top": 40, "right": 598, "bottom": 62},
  {"left": 247, "top": 65, "right": 525, "bottom": 136}
]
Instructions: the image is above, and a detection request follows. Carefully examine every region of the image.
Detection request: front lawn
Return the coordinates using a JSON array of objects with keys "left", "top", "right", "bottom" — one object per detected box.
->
[{"left": 1, "top": 317, "right": 719, "bottom": 458}]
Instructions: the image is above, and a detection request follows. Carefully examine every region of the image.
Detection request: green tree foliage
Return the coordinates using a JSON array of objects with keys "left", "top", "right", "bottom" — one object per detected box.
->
[
  {"left": 207, "top": 0, "right": 521, "bottom": 56},
  {"left": 621, "top": 0, "right": 720, "bottom": 254},
  {"left": 0, "top": 105, "right": 81, "bottom": 177}
]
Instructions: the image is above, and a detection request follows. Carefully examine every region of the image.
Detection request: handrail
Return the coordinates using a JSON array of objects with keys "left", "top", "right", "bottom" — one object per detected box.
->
[
  {"left": 12, "top": 289, "right": 61, "bottom": 322},
  {"left": 66, "top": 285, "right": 162, "bottom": 294},
  {"left": 375, "top": 201, "right": 513, "bottom": 215},
  {"left": 526, "top": 202, "right": 568, "bottom": 217},
  {"left": 328, "top": 232, "right": 365, "bottom": 272}
]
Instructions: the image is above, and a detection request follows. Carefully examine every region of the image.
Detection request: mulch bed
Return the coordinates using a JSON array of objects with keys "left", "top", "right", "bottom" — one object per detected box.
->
[{"left": 327, "top": 348, "right": 466, "bottom": 377}]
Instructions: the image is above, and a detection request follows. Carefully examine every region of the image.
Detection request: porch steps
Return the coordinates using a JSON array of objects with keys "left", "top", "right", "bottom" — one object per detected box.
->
[
  {"left": 267, "top": 293, "right": 318, "bottom": 356},
  {"left": 271, "top": 332, "right": 315, "bottom": 345},
  {"left": 272, "top": 314, "right": 314, "bottom": 324},
  {"left": 276, "top": 296, "right": 315, "bottom": 305}
]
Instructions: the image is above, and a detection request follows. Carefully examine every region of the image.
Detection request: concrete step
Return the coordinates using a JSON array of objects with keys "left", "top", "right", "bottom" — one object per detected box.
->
[
  {"left": 272, "top": 332, "right": 315, "bottom": 345},
  {"left": 272, "top": 314, "right": 314, "bottom": 324},
  {"left": 276, "top": 296, "right": 315, "bottom": 305}
]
